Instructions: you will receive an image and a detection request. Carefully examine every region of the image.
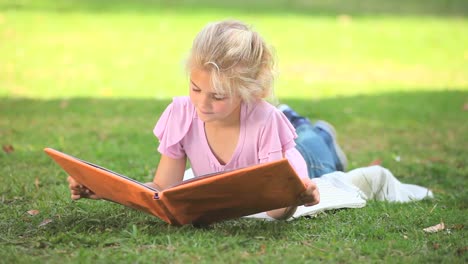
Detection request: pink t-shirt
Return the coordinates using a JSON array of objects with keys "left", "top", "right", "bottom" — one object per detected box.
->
[{"left": 153, "top": 96, "right": 308, "bottom": 178}]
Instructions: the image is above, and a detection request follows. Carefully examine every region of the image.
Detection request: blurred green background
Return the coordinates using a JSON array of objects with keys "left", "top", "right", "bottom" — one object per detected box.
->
[
  {"left": 1, "top": 1, "right": 467, "bottom": 263},
  {"left": 1, "top": 0, "right": 467, "bottom": 99}
]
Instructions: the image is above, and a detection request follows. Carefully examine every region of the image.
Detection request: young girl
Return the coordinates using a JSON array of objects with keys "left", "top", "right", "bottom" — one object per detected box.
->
[{"left": 68, "top": 20, "right": 348, "bottom": 220}]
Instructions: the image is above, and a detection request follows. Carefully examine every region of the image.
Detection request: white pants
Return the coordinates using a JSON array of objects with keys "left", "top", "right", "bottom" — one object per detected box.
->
[
  {"left": 185, "top": 165, "right": 434, "bottom": 220},
  {"left": 322, "top": 165, "right": 433, "bottom": 202}
]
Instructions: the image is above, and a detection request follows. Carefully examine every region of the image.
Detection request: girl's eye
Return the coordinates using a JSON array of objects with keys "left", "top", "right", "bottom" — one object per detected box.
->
[
  {"left": 213, "top": 94, "right": 227, "bottom": 101},
  {"left": 191, "top": 87, "right": 201, "bottom": 93}
]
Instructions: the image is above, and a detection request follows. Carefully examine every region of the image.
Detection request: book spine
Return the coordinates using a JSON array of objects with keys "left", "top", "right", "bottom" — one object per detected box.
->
[{"left": 153, "top": 193, "right": 180, "bottom": 226}]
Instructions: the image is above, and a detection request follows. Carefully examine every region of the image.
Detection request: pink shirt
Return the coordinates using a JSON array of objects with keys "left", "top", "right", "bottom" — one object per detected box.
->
[{"left": 153, "top": 96, "right": 308, "bottom": 178}]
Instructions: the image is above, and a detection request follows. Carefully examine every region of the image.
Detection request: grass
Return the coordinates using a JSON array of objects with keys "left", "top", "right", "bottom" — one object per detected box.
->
[
  {"left": 1, "top": 1, "right": 467, "bottom": 99},
  {"left": 1, "top": 0, "right": 467, "bottom": 263}
]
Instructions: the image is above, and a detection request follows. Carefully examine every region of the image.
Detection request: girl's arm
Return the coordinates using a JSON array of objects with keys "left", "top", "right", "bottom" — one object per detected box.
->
[
  {"left": 68, "top": 176, "right": 101, "bottom": 200},
  {"left": 266, "top": 177, "right": 320, "bottom": 220},
  {"left": 68, "top": 154, "right": 187, "bottom": 200},
  {"left": 146, "top": 154, "right": 187, "bottom": 190},
  {"left": 264, "top": 152, "right": 299, "bottom": 220},
  {"left": 267, "top": 205, "right": 298, "bottom": 220}
]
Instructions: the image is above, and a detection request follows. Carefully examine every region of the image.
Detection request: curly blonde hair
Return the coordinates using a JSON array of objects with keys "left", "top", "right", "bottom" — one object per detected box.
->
[{"left": 186, "top": 20, "right": 276, "bottom": 104}]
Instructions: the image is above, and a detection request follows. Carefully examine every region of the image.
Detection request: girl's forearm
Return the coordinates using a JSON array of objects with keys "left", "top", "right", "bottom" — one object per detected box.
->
[
  {"left": 267, "top": 206, "right": 297, "bottom": 220},
  {"left": 144, "top": 181, "right": 164, "bottom": 191}
]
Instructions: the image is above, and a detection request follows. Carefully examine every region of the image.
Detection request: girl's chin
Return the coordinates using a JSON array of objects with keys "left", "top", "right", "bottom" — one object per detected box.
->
[
  {"left": 198, "top": 113, "right": 217, "bottom": 122},
  {"left": 200, "top": 117, "right": 217, "bottom": 123}
]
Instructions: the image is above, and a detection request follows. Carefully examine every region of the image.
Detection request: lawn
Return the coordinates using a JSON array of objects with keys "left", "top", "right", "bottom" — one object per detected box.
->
[{"left": 1, "top": 0, "right": 467, "bottom": 263}]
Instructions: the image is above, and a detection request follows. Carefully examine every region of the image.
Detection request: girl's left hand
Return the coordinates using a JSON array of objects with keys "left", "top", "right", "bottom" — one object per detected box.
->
[{"left": 299, "top": 178, "right": 320, "bottom": 206}]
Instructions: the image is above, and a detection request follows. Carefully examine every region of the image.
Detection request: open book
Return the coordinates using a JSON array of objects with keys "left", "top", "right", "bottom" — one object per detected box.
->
[{"left": 44, "top": 148, "right": 306, "bottom": 226}]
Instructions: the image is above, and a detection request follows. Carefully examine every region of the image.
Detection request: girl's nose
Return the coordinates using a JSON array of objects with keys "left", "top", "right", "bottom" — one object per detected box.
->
[{"left": 200, "top": 94, "right": 211, "bottom": 108}]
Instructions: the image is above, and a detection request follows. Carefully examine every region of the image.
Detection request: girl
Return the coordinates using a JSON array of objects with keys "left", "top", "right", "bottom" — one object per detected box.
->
[{"left": 68, "top": 20, "right": 348, "bottom": 220}]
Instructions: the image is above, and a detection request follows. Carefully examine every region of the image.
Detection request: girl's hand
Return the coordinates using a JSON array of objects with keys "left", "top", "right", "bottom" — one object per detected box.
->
[
  {"left": 67, "top": 176, "right": 100, "bottom": 200},
  {"left": 267, "top": 177, "right": 320, "bottom": 220},
  {"left": 299, "top": 178, "right": 320, "bottom": 206}
]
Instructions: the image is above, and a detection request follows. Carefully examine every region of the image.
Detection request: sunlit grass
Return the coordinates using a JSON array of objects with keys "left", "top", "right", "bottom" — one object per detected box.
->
[
  {"left": 1, "top": 1, "right": 467, "bottom": 263},
  {"left": 1, "top": 9, "right": 467, "bottom": 99}
]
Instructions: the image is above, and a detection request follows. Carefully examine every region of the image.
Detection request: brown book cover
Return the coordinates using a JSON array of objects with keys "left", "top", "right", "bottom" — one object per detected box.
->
[{"left": 44, "top": 148, "right": 306, "bottom": 226}]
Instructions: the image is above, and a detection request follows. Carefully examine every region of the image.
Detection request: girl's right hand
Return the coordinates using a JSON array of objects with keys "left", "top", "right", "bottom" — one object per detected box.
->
[{"left": 67, "top": 176, "right": 100, "bottom": 200}]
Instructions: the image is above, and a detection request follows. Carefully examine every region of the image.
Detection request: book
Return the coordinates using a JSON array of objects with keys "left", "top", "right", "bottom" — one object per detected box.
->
[
  {"left": 44, "top": 148, "right": 306, "bottom": 226},
  {"left": 244, "top": 177, "right": 367, "bottom": 220}
]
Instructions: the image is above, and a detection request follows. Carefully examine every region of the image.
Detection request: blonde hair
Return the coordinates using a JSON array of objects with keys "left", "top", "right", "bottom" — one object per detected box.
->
[{"left": 186, "top": 20, "right": 276, "bottom": 104}]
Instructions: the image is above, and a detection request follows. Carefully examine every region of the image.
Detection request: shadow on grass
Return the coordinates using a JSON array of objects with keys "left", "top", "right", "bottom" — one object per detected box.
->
[
  {"left": 1, "top": 90, "right": 467, "bottom": 234},
  {"left": 1, "top": 89, "right": 466, "bottom": 173},
  {"left": 1, "top": 0, "right": 467, "bottom": 17}
]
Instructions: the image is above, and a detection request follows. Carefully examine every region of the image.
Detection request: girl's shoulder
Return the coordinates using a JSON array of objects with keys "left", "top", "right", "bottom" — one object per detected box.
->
[
  {"left": 153, "top": 96, "right": 196, "bottom": 143},
  {"left": 162, "top": 96, "right": 197, "bottom": 121},
  {"left": 245, "top": 100, "right": 296, "bottom": 138},
  {"left": 245, "top": 100, "right": 282, "bottom": 124},
  {"left": 171, "top": 96, "right": 195, "bottom": 111}
]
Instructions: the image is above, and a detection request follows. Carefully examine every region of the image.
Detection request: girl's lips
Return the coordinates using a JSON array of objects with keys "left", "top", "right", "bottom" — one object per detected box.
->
[{"left": 199, "top": 109, "right": 214, "bottom": 115}]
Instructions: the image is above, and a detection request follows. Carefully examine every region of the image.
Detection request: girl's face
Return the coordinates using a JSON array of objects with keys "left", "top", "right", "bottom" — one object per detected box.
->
[{"left": 189, "top": 68, "right": 242, "bottom": 125}]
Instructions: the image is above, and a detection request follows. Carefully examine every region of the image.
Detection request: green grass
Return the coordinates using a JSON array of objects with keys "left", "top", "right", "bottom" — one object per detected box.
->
[
  {"left": 1, "top": 0, "right": 467, "bottom": 99},
  {"left": 1, "top": 0, "right": 467, "bottom": 263}
]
